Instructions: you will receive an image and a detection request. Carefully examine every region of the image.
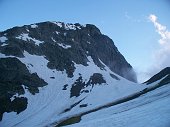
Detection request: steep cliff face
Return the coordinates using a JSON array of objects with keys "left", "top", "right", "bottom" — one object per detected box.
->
[{"left": 0, "top": 21, "right": 137, "bottom": 82}]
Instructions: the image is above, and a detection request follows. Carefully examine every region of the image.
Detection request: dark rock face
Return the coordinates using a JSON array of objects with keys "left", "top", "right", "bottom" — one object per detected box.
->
[
  {"left": 70, "top": 76, "right": 86, "bottom": 97},
  {"left": 0, "top": 96, "right": 27, "bottom": 121},
  {"left": 90, "top": 73, "right": 106, "bottom": 86},
  {"left": 110, "top": 73, "right": 120, "bottom": 80},
  {"left": 62, "top": 84, "right": 68, "bottom": 90},
  {"left": 144, "top": 67, "right": 170, "bottom": 85},
  {"left": 70, "top": 73, "right": 106, "bottom": 98},
  {"left": 79, "top": 104, "right": 88, "bottom": 108},
  {"left": 0, "top": 57, "right": 47, "bottom": 120},
  {"left": 0, "top": 57, "right": 47, "bottom": 94},
  {"left": 0, "top": 21, "right": 137, "bottom": 82}
]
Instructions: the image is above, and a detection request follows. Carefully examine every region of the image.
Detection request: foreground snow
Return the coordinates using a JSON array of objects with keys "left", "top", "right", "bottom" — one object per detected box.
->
[
  {"left": 1, "top": 51, "right": 169, "bottom": 127},
  {"left": 66, "top": 84, "right": 170, "bottom": 127}
]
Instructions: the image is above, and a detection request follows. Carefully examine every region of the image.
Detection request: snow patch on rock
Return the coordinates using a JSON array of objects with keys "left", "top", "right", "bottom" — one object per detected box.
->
[
  {"left": 56, "top": 31, "right": 60, "bottom": 35},
  {"left": 51, "top": 21, "right": 62, "bottom": 28},
  {"left": 0, "top": 36, "right": 8, "bottom": 43},
  {"left": 57, "top": 43, "right": 71, "bottom": 49},
  {"left": 1, "top": 43, "right": 8, "bottom": 46},
  {"left": 31, "top": 24, "right": 38, "bottom": 28},
  {"left": 16, "top": 33, "right": 44, "bottom": 46},
  {"left": 65, "top": 23, "right": 81, "bottom": 30},
  {"left": 51, "top": 37, "right": 56, "bottom": 42},
  {"left": 87, "top": 41, "right": 91, "bottom": 44}
]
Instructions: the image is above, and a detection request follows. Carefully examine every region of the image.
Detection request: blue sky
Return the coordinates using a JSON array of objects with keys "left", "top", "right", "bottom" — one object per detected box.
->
[{"left": 0, "top": 0, "right": 170, "bottom": 82}]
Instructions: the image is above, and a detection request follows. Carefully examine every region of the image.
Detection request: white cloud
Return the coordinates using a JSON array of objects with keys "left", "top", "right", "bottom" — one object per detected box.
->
[
  {"left": 149, "top": 14, "right": 170, "bottom": 45},
  {"left": 147, "top": 14, "right": 170, "bottom": 79},
  {"left": 149, "top": 14, "right": 157, "bottom": 22},
  {"left": 137, "top": 14, "right": 170, "bottom": 83}
]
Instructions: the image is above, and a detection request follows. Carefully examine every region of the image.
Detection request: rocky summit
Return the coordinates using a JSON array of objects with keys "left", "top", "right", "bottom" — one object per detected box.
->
[{"left": 0, "top": 21, "right": 137, "bottom": 82}]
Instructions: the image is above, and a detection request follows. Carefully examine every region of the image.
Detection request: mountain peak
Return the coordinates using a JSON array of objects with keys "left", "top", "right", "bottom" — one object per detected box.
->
[{"left": 0, "top": 21, "right": 137, "bottom": 82}]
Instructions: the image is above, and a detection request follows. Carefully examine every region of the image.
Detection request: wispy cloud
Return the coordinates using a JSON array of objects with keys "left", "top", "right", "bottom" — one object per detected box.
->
[
  {"left": 124, "top": 12, "right": 146, "bottom": 23},
  {"left": 147, "top": 14, "right": 170, "bottom": 78},
  {"left": 125, "top": 12, "right": 131, "bottom": 19}
]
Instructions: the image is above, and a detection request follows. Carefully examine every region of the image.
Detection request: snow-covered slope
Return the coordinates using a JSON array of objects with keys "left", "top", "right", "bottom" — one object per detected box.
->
[
  {"left": 0, "top": 51, "right": 144, "bottom": 127},
  {"left": 57, "top": 68, "right": 170, "bottom": 127},
  {"left": 66, "top": 83, "right": 170, "bottom": 127}
]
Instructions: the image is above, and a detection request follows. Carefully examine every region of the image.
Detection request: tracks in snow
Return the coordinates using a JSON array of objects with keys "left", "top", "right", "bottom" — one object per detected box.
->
[{"left": 54, "top": 83, "right": 169, "bottom": 126}]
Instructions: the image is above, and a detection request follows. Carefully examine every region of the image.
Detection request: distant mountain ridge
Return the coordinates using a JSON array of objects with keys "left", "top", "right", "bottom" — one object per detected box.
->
[{"left": 144, "top": 67, "right": 170, "bottom": 85}]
